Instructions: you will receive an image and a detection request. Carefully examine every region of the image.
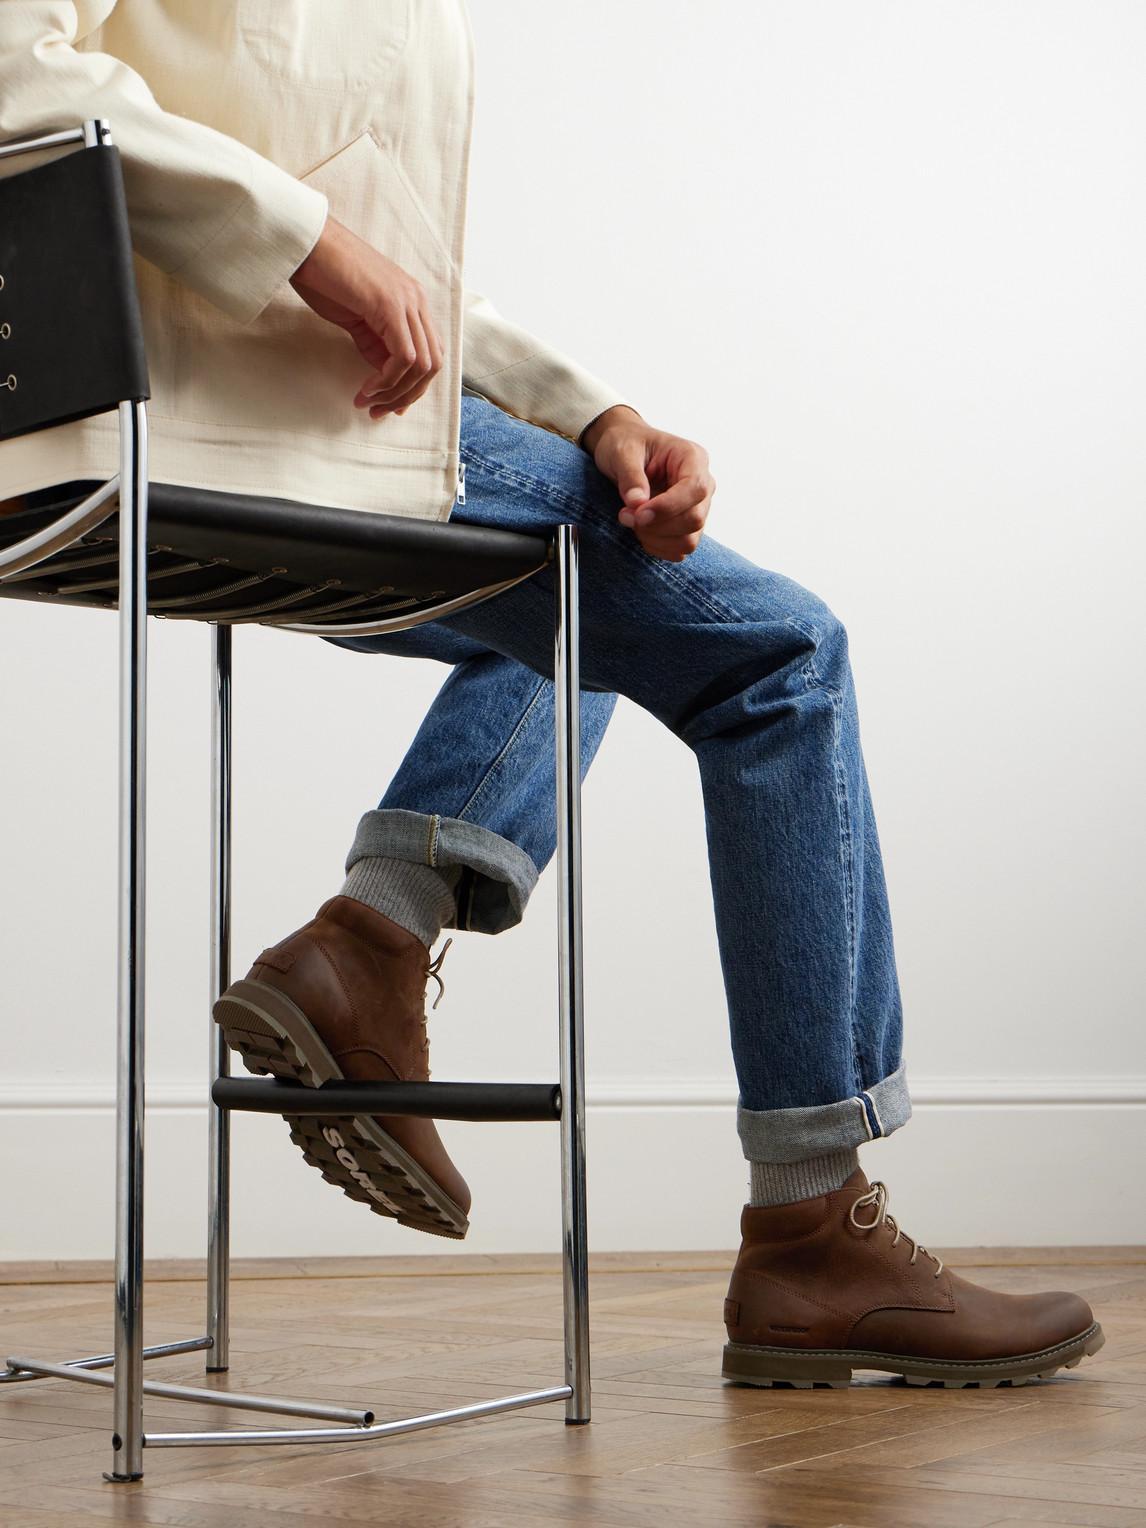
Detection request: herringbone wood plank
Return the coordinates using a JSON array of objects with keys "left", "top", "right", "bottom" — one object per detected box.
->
[{"left": 0, "top": 1251, "right": 1142, "bottom": 1527}]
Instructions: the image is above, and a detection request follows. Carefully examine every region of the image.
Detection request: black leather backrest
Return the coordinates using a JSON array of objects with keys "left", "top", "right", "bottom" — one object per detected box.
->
[{"left": 0, "top": 144, "right": 150, "bottom": 441}]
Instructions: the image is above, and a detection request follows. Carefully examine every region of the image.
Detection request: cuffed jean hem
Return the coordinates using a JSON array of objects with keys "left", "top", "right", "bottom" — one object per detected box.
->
[
  {"left": 345, "top": 808, "right": 539, "bottom": 936},
  {"left": 736, "top": 1060, "right": 912, "bottom": 1163}
]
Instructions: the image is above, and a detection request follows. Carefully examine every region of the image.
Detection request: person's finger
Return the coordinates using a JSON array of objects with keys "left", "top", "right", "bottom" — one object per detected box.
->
[
  {"left": 631, "top": 475, "right": 710, "bottom": 528},
  {"left": 611, "top": 438, "right": 652, "bottom": 528},
  {"left": 631, "top": 443, "right": 710, "bottom": 521},
  {"left": 354, "top": 307, "right": 419, "bottom": 408},
  {"left": 423, "top": 305, "right": 445, "bottom": 374},
  {"left": 372, "top": 308, "right": 444, "bottom": 416},
  {"left": 384, "top": 307, "right": 435, "bottom": 413},
  {"left": 395, "top": 311, "right": 443, "bottom": 415},
  {"left": 364, "top": 297, "right": 447, "bottom": 415},
  {"left": 641, "top": 515, "right": 705, "bottom": 547},
  {"left": 363, "top": 365, "right": 426, "bottom": 413},
  {"left": 405, "top": 306, "right": 432, "bottom": 379},
  {"left": 345, "top": 317, "right": 392, "bottom": 376},
  {"left": 639, "top": 528, "right": 704, "bottom": 563},
  {"left": 376, "top": 369, "right": 432, "bottom": 417}
]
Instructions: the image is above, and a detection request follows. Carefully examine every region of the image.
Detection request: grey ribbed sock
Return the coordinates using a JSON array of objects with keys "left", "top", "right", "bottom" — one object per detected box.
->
[
  {"left": 341, "top": 855, "right": 456, "bottom": 950},
  {"left": 749, "top": 1148, "right": 860, "bottom": 1208}
]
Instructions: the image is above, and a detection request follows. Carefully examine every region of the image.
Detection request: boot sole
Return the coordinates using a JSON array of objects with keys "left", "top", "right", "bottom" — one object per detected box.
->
[
  {"left": 722, "top": 1321, "right": 1105, "bottom": 1389},
  {"left": 213, "top": 978, "right": 470, "bottom": 1241}
]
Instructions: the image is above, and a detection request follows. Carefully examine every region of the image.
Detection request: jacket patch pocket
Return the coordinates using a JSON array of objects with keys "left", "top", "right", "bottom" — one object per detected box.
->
[
  {"left": 237, "top": 0, "right": 409, "bottom": 92},
  {"left": 302, "top": 131, "right": 457, "bottom": 276},
  {"left": 172, "top": 131, "right": 456, "bottom": 463}
]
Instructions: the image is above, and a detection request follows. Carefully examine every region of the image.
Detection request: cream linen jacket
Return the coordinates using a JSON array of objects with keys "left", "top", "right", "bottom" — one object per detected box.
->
[{"left": 0, "top": 0, "right": 632, "bottom": 519}]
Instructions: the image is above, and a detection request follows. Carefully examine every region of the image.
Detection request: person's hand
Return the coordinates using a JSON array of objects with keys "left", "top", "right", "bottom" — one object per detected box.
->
[
  {"left": 289, "top": 214, "right": 443, "bottom": 418},
  {"left": 580, "top": 406, "right": 716, "bottom": 562}
]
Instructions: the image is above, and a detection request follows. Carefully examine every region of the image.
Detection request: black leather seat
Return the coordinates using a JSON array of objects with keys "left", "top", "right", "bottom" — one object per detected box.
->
[{"left": 0, "top": 479, "right": 551, "bottom": 627}]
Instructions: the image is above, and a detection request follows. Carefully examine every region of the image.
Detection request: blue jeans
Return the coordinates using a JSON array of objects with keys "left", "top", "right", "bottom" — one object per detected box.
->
[{"left": 328, "top": 392, "right": 911, "bottom": 1164}]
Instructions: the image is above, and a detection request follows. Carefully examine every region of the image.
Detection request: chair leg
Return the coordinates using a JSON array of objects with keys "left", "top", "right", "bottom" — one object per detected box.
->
[
  {"left": 554, "top": 524, "right": 590, "bottom": 1424},
  {"left": 206, "top": 624, "right": 233, "bottom": 1372},
  {"left": 109, "top": 400, "right": 149, "bottom": 1482}
]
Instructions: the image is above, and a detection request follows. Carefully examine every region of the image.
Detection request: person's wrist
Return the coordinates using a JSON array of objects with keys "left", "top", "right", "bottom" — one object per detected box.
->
[
  {"left": 579, "top": 403, "right": 643, "bottom": 455},
  {"left": 290, "top": 213, "right": 358, "bottom": 298},
  {"left": 290, "top": 212, "right": 329, "bottom": 285}
]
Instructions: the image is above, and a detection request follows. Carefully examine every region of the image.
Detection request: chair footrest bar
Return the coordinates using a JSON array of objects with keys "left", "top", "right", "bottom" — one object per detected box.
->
[
  {"left": 211, "top": 1078, "right": 562, "bottom": 1122},
  {"left": 0, "top": 1336, "right": 211, "bottom": 1384},
  {"left": 143, "top": 1384, "right": 573, "bottom": 1448},
  {"left": 5, "top": 1356, "right": 373, "bottom": 1425}
]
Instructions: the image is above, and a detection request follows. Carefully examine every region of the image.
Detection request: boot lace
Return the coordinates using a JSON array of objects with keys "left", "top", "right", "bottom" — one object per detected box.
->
[
  {"left": 848, "top": 1180, "right": 944, "bottom": 1277},
  {"left": 417, "top": 937, "right": 453, "bottom": 1076},
  {"left": 426, "top": 936, "right": 452, "bottom": 1011}
]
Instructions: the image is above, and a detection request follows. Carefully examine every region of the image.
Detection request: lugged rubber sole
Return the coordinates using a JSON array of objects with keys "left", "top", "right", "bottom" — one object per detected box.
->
[
  {"left": 721, "top": 1320, "right": 1105, "bottom": 1389},
  {"left": 213, "top": 978, "right": 469, "bottom": 1240}
]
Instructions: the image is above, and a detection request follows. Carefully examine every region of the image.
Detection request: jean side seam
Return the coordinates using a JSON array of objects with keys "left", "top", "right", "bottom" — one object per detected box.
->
[
  {"left": 787, "top": 615, "right": 862, "bottom": 1097},
  {"left": 459, "top": 446, "right": 745, "bottom": 628},
  {"left": 831, "top": 694, "right": 860, "bottom": 1087},
  {"left": 863, "top": 1087, "right": 886, "bottom": 1138},
  {"left": 455, "top": 673, "right": 550, "bottom": 824}
]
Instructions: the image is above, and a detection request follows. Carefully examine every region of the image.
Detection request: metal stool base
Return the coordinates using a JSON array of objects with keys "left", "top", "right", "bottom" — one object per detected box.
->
[
  {"left": 3, "top": 1345, "right": 570, "bottom": 1450},
  {"left": 3, "top": 305, "right": 590, "bottom": 1475}
]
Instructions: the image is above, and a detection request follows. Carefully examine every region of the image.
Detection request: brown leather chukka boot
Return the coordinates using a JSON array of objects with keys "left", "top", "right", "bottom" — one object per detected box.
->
[
  {"left": 722, "top": 1169, "right": 1103, "bottom": 1388},
  {"left": 213, "top": 895, "right": 470, "bottom": 1239}
]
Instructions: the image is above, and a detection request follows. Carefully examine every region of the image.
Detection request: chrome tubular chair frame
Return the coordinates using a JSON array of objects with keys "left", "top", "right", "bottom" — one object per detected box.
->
[{"left": 1, "top": 120, "right": 590, "bottom": 1482}]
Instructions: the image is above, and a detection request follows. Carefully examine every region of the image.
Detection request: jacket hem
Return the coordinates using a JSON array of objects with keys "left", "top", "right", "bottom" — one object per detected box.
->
[{"left": 0, "top": 411, "right": 458, "bottom": 522}]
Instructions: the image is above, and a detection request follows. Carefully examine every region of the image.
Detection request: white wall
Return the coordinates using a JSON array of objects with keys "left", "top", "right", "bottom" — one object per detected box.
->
[{"left": 2, "top": 1, "right": 1143, "bottom": 1260}]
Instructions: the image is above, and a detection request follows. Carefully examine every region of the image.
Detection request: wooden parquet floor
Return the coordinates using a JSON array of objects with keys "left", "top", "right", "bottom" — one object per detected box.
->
[{"left": 0, "top": 1248, "right": 1143, "bottom": 1528}]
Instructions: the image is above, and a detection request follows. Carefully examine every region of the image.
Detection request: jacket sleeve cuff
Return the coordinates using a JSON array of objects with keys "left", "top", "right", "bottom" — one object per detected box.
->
[
  {"left": 463, "top": 288, "right": 634, "bottom": 446},
  {"left": 166, "top": 159, "right": 330, "bottom": 326}
]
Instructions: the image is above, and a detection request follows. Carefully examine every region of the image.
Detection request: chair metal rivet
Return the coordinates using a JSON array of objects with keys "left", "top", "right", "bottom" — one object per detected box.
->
[
  {"left": 0, "top": 323, "right": 10, "bottom": 339},
  {"left": 3, "top": 374, "right": 14, "bottom": 390}
]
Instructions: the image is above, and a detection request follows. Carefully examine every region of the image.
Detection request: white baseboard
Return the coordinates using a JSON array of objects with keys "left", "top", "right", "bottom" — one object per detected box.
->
[{"left": 1, "top": 1078, "right": 1142, "bottom": 1260}]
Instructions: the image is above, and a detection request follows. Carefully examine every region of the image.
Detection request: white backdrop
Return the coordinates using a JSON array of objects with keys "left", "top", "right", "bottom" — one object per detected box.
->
[{"left": 2, "top": 0, "right": 1143, "bottom": 1260}]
